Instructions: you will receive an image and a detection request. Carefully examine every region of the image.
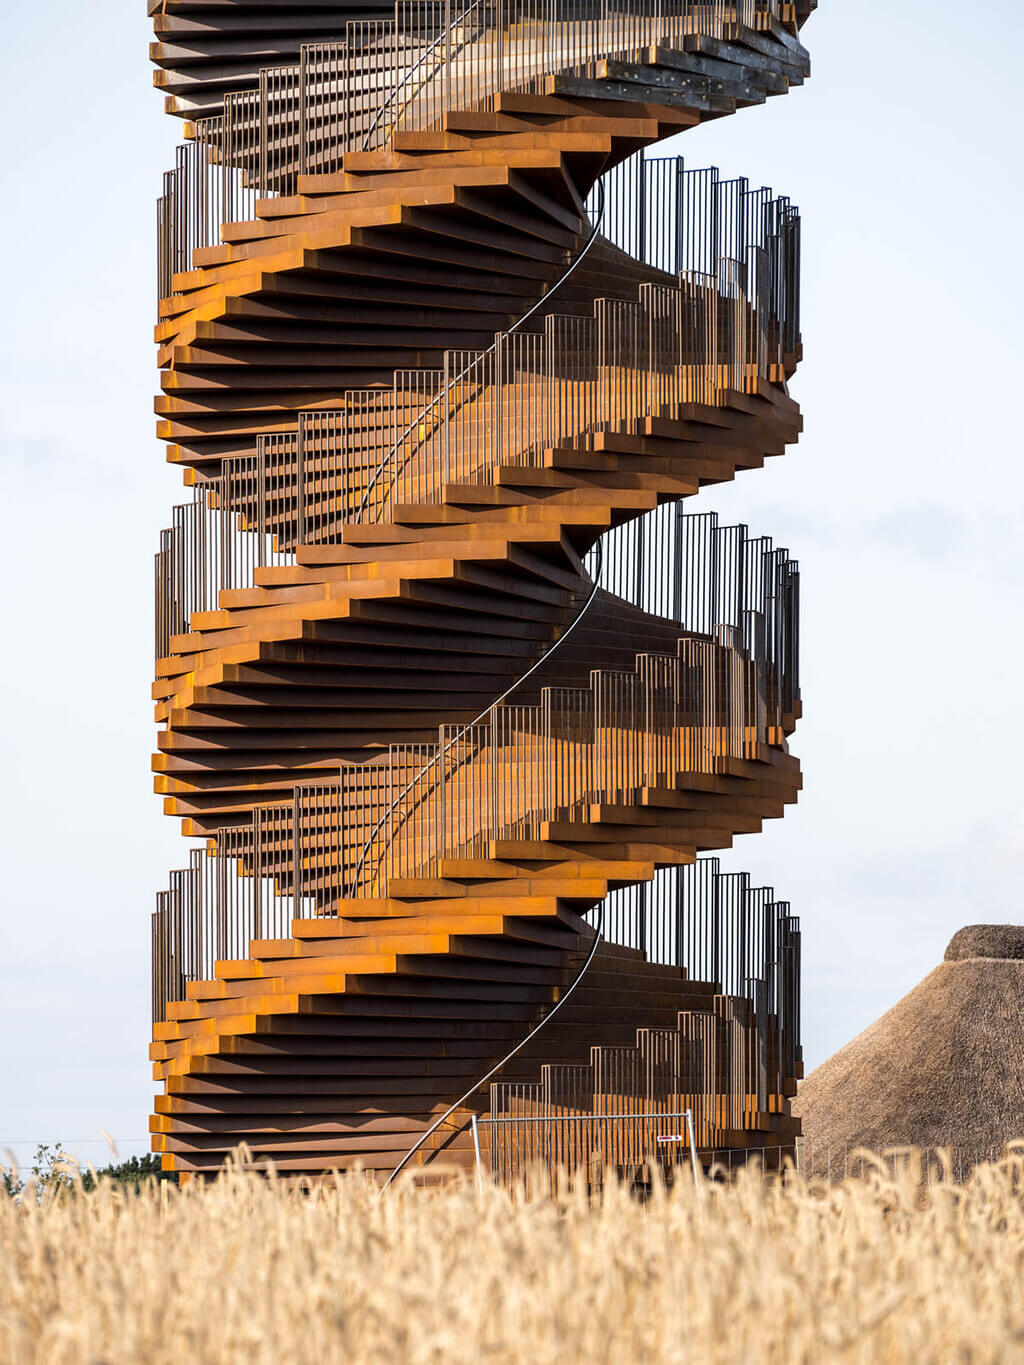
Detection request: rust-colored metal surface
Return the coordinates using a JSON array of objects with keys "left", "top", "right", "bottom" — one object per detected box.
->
[{"left": 147, "top": 0, "right": 814, "bottom": 1182}]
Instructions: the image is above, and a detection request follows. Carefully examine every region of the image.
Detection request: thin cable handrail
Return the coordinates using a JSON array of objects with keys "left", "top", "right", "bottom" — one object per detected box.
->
[
  {"left": 340, "top": 178, "right": 608, "bottom": 897},
  {"left": 360, "top": 0, "right": 488, "bottom": 154},
  {"left": 380, "top": 899, "right": 605, "bottom": 1191},
  {"left": 355, "top": 177, "right": 606, "bottom": 522},
  {"left": 346, "top": 537, "right": 604, "bottom": 897}
]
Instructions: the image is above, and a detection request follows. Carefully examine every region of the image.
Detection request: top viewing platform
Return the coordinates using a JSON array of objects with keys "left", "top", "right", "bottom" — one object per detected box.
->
[{"left": 149, "top": 0, "right": 818, "bottom": 119}]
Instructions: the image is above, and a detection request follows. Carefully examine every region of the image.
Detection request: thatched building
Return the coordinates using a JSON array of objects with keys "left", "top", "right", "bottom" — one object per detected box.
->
[{"left": 793, "top": 926, "right": 1024, "bottom": 1171}]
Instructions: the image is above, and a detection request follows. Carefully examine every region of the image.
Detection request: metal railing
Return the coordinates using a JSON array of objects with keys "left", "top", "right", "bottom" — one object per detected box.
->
[
  {"left": 484, "top": 859, "right": 800, "bottom": 1185},
  {"left": 598, "top": 156, "right": 801, "bottom": 357},
  {"left": 475, "top": 1109, "right": 701, "bottom": 1190},
  {"left": 382, "top": 891, "right": 610, "bottom": 1191},
  {"left": 594, "top": 858, "right": 802, "bottom": 1088},
  {"left": 591, "top": 506, "right": 800, "bottom": 717},
  {"left": 156, "top": 0, "right": 804, "bottom": 295},
  {"left": 328, "top": 513, "right": 795, "bottom": 1188},
  {"left": 155, "top": 153, "right": 799, "bottom": 658},
  {"left": 346, "top": 533, "right": 606, "bottom": 914},
  {"left": 342, "top": 503, "right": 799, "bottom": 931},
  {"left": 351, "top": 172, "right": 609, "bottom": 529},
  {"left": 152, "top": 512, "right": 798, "bottom": 1022},
  {"left": 384, "top": 824, "right": 803, "bottom": 1186}
]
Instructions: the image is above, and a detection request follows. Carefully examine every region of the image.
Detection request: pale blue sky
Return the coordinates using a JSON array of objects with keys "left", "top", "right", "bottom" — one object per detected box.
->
[{"left": 1, "top": 0, "right": 1021, "bottom": 1164}]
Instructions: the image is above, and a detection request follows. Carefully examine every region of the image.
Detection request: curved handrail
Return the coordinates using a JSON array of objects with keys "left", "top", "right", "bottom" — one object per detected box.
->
[
  {"left": 381, "top": 898, "right": 605, "bottom": 1191},
  {"left": 361, "top": 514, "right": 605, "bottom": 1192},
  {"left": 338, "top": 180, "right": 610, "bottom": 895},
  {"left": 355, "top": 176, "right": 607, "bottom": 522},
  {"left": 361, "top": 0, "right": 488, "bottom": 154},
  {"left": 348, "top": 537, "right": 604, "bottom": 898}
]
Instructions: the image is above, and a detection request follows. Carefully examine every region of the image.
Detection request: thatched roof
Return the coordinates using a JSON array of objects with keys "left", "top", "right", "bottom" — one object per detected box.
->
[
  {"left": 793, "top": 926, "right": 1024, "bottom": 1171},
  {"left": 945, "top": 924, "right": 1024, "bottom": 961}
]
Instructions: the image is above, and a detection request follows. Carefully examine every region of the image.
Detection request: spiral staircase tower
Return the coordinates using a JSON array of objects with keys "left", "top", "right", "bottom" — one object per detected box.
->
[{"left": 148, "top": 0, "right": 815, "bottom": 1182}]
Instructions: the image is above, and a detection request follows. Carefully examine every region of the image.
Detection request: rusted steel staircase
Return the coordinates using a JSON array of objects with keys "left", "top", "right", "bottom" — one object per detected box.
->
[
  {"left": 147, "top": 0, "right": 814, "bottom": 1181},
  {"left": 483, "top": 860, "right": 802, "bottom": 1186}
]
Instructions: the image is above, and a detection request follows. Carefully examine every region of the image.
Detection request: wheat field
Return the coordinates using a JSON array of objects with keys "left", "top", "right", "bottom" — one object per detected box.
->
[{"left": 3, "top": 1150, "right": 1024, "bottom": 1364}]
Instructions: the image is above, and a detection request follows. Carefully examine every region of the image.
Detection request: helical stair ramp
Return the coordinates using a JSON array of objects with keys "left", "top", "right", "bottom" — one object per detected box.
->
[{"left": 148, "top": 0, "right": 815, "bottom": 1183}]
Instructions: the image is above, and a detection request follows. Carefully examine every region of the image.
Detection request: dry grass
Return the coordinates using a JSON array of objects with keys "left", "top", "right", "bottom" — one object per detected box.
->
[{"left": 3, "top": 1151, "right": 1024, "bottom": 1364}]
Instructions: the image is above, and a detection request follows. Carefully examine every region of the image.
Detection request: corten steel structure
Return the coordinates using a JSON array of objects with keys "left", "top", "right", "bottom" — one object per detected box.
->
[{"left": 148, "top": 0, "right": 815, "bottom": 1183}]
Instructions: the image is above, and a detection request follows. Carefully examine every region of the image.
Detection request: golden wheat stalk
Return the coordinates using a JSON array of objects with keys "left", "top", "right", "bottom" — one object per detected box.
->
[{"left": 3, "top": 1148, "right": 1024, "bottom": 1363}]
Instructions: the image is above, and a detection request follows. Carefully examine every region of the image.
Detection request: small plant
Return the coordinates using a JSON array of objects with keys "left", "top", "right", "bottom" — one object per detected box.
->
[
  {"left": 30, "top": 1143, "right": 79, "bottom": 1194},
  {"left": 2, "top": 1147, "right": 167, "bottom": 1200}
]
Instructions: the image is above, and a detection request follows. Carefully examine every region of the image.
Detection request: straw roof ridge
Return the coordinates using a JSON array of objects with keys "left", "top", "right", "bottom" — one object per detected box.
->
[{"left": 945, "top": 923, "right": 1024, "bottom": 961}]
